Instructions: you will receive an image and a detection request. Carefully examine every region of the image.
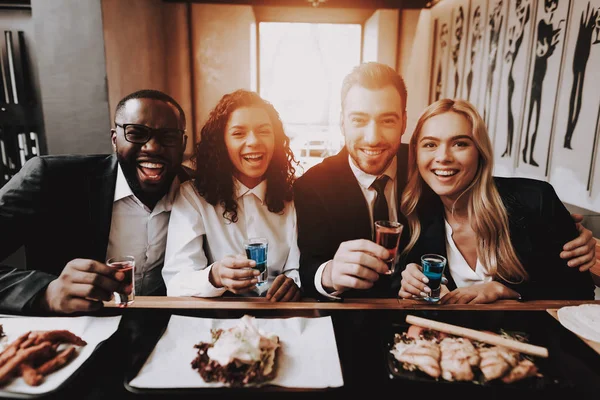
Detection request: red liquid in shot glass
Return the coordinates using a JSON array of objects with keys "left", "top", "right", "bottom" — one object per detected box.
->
[
  {"left": 109, "top": 261, "right": 134, "bottom": 307},
  {"left": 375, "top": 226, "right": 402, "bottom": 274}
]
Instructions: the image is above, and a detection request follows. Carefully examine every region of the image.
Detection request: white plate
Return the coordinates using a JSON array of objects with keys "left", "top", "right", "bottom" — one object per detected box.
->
[
  {"left": 129, "top": 315, "right": 344, "bottom": 389},
  {"left": 557, "top": 304, "right": 600, "bottom": 343},
  {"left": 0, "top": 316, "right": 121, "bottom": 398}
]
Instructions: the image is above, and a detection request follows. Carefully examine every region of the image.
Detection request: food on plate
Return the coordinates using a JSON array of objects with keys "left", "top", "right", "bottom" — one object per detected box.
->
[
  {"left": 0, "top": 329, "right": 86, "bottom": 387},
  {"left": 191, "top": 315, "right": 280, "bottom": 386},
  {"left": 406, "top": 325, "right": 448, "bottom": 341},
  {"left": 479, "top": 345, "right": 519, "bottom": 381},
  {"left": 439, "top": 337, "right": 480, "bottom": 382},
  {"left": 390, "top": 326, "right": 541, "bottom": 384},
  {"left": 501, "top": 359, "right": 539, "bottom": 383},
  {"left": 390, "top": 337, "right": 441, "bottom": 378}
]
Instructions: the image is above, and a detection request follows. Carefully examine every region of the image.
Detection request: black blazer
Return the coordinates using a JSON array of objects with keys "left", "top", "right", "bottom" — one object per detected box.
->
[
  {"left": 0, "top": 154, "right": 119, "bottom": 312},
  {"left": 0, "top": 154, "right": 193, "bottom": 313},
  {"left": 293, "top": 145, "right": 410, "bottom": 299},
  {"left": 402, "top": 177, "right": 595, "bottom": 300}
]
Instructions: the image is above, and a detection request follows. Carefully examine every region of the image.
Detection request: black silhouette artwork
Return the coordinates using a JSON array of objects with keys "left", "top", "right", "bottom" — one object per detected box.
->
[
  {"left": 466, "top": 6, "right": 484, "bottom": 100},
  {"left": 434, "top": 23, "right": 449, "bottom": 102},
  {"left": 522, "top": 0, "right": 565, "bottom": 166},
  {"left": 502, "top": 0, "right": 531, "bottom": 158},
  {"left": 563, "top": 2, "right": 600, "bottom": 149},
  {"left": 451, "top": 7, "right": 465, "bottom": 98},
  {"left": 483, "top": 1, "right": 504, "bottom": 127}
]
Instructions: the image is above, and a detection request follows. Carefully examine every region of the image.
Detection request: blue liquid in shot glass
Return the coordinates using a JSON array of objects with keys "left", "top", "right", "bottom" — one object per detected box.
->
[
  {"left": 421, "top": 255, "right": 446, "bottom": 302},
  {"left": 245, "top": 241, "right": 268, "bottom": 285}
]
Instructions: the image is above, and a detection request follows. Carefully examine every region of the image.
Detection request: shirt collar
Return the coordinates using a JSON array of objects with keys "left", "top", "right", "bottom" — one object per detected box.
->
[
  {"left": 114, "top": 163, "right": 180, "bottom": 212},
  {"left": 234, "top": 177, "right": 267, "bottom": 204},
  {"left": 114, "top": 164, "right": 134, "bottom": 202},
  {"left": 348, "top": 155, "right": 398, "bottom": 190}
]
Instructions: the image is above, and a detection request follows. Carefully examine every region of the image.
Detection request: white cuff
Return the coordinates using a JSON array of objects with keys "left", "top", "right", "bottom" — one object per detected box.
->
[
  {"left": 166, "top": 264, "right": 227, "bottom": 297},
  {"left": 314, "top": 261, "right": 342, "bottom": 300}
]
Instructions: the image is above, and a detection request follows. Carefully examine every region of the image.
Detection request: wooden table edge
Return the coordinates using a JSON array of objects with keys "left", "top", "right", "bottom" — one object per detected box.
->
[{"left": 104, "top": 297, "right": 600, "bottom": 310}]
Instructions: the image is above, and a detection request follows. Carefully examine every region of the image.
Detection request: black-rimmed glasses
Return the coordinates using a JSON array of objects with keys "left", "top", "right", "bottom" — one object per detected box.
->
[{"left": 115, "top": 123, "right": 185, "bottom": 147}]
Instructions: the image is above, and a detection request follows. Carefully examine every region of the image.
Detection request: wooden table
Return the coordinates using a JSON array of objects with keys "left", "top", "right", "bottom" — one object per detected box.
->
[{"left": 105, "top": 296, "right": 600, "bottom": 310}]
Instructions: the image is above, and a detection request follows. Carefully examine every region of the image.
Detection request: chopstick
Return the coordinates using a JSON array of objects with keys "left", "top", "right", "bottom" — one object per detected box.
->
[{"left": 405, "top": 315, "right": 549, "bottom": 358}]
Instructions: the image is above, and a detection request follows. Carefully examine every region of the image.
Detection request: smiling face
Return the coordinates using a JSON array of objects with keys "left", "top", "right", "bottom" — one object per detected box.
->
[
  {"left": 417, "top": 111, "right": 479, "bottom": 204},
  {"left": 111, "top": 98, "right": 185, "bottom": 208},
  {"left": 224, "top": 106, "right": 275, "bottom": 189},
  {"left": 341, "top": 84, "right": 406, "bottom": 176}
]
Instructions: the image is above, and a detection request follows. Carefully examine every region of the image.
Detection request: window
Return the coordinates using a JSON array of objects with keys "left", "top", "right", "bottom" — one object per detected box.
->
[{"left": 259, "top": 22, "right": 361, "bottom": 175}]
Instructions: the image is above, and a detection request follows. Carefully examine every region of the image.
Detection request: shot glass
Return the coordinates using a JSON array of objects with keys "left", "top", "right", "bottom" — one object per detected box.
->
[
  {"left": 243, "top": 237, "right": 268, "bottom": 286},
  {"left": 374, "top": 220, "right": 404, "bottom": 274},
  {"left": 421, "top": 254, "right": 447, "bottom": 303},
  {"left": 106, "top": 255, "right": 135, "bottom": 307}
]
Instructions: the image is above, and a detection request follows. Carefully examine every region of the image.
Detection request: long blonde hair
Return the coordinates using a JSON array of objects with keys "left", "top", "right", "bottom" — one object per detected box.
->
[{"left": 400, "top": 99, "right": 528, "bottom": 284}]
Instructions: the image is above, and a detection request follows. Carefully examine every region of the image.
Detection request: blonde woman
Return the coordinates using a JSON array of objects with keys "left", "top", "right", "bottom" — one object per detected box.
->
[{"left": 398, "top": 99, "right": 595, "bottom": 304}]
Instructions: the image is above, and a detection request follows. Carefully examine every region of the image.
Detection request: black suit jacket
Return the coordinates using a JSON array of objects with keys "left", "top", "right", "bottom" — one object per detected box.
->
[
  {"left": 402, "top": 177, "right": 595, "bottom": 300},
  {"left": 0, "top": 155, "right": 193, "bottom": 313},
  {"left": 293, "top": 145, "right": 410, "bottom": 299},
  {"left": 0, "top": 154, "right": 120, "bottom": 312}
]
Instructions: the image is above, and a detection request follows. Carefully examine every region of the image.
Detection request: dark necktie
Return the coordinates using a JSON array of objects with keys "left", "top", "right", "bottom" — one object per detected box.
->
[{"left": 371, "top": 175, "right": 390, "bottom": 223}]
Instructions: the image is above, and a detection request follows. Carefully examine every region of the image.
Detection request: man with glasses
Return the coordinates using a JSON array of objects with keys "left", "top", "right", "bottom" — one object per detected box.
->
[{"left": 0, "top": 89, "right": 188, "bottom": 314}]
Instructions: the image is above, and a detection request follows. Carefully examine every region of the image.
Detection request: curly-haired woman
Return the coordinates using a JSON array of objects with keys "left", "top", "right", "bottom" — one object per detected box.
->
[{"left": 162, "top": 89, "right": 301, "bottom": 301}]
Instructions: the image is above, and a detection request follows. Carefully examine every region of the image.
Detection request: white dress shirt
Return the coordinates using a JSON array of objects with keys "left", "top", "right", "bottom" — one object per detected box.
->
[
  {"left": 314, "top": 156, "right": 398, "bottom": 298},
  {"left": 444, "top": 219, "right": 492, "bottom": 287},
  {"left": 105, "top": 165, "right": 179, "bottom": 295},
  {"left": 162, "top": 179, "right": 301, "bottom": 297}
]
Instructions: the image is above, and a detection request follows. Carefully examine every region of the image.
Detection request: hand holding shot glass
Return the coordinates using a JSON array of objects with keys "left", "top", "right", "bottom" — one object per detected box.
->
[
  {"left": 243, "top": 237, "right": 269, "bottom": 286},
  {"left": 106, "top": 255, "right": 135, "bottom": 307},
  {"left": 374, "top": 220, "right": 404, "bottom": 274},
  {"left": 421, "top": 254, "right": 447, "bottom": 302}
]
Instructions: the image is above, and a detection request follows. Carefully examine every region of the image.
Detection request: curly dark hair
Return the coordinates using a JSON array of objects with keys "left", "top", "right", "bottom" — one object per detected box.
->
[{"left": 192, "top": 89, "right": 297, "bottom": 223}]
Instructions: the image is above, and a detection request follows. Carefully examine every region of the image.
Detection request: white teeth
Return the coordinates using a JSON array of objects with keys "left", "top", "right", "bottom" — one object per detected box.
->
[
  {"left": 362, "top": 149, "right": 383, "bottom": 156},
  {"left": 433, "top": 169, "right": 457, "bottom": 176},
  {"left": 243, "top": 154, "right": 263, "bottom": 161},
  {"left": 139, "top": 162, "right": 164, "bottom": 169}
]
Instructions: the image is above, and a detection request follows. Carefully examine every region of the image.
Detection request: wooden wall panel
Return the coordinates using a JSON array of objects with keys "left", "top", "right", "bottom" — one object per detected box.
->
[
  {"left": 102, "top": 0, "right": 167, "bottom": 124},
  {"left": 190, "top": 4, "right": 256, "bottom": 139},
  {"left": 32, "top": 0, "right": 111, "bottom": 155},
  {"left": 163, "top": 2, "right": 194, "bottom": 160}
]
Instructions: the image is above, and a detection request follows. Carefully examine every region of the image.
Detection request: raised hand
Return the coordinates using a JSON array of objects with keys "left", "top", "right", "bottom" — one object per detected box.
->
[
  {"left": 398, "top": 262, "right": 431, "bottom": 299},
  {"left": 210, "top": 254, "right": 259, "bottom": 294},
  {"left": 36, "top": 258, "right": 127, "bottom": 314},
  {"left": 322, "top": 239, "right": 389, "bottom": 294}
]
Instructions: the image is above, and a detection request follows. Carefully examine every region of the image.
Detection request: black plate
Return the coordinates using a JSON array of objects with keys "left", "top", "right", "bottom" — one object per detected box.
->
[
  {"left": 386, "top": 324, "right": 561, "bottom": 389},
  {"left": 383, "top": 311, "right": 573, "bottom": 392}
]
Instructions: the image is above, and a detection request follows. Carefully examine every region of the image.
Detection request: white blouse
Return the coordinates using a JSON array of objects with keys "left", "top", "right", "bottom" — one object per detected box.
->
[
  {"left": 162, "top": 179, "right": 301, "bottom": 297},
  {"left": 444, "top": 219, "right": 493, "bottom": 288},
  {"left": 106, "top": 165, "right": 179, "bottom": 295}
]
